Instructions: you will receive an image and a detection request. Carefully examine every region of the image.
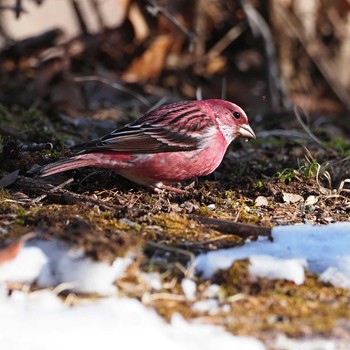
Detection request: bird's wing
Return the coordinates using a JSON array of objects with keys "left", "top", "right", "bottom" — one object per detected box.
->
[{"left": 72, "top": 103, "right": 216, "bottom": 154}]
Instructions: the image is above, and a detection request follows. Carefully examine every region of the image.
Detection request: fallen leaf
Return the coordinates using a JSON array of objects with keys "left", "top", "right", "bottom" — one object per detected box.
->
[
  {"left": 122, "top": 34, "right": 172, "bottom": 82},
  {"left": 305, "top": 195, "right": 318, "bottom": 206},
  {"left": 255, "top": 196, "right": 268, "bottom": 207},
  {"left": 282, "top": 192, "right": 303, "bottom": 204}
]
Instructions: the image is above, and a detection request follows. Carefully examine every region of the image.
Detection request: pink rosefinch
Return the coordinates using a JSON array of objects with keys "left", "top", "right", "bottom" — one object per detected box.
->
[{"left": 37, "top": 99, "right": 255, "bottom": 192}]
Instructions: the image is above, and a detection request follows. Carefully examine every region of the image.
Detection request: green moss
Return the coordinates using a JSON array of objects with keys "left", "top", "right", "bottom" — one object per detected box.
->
[
  {"left": 255, "top": 181, "right": 264, "bottom": 189},
  {"left": 0, "top": 188, "right": 11, "bottom": 199},
  {"left": 214, "top": 261, "right": 350, "bottom": 338},
  {"left": 151, "top": 213, "right": 202, "bottom": 240},
  {"left": 325, "top": 135, "right": 350, "bottom": 157}
]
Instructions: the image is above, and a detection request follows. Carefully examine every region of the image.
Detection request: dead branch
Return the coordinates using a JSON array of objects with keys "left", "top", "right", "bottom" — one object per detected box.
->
[
  {"left": 293, "top": 106, "right": 330, "bottom": 150},
  {"left": 70, "top": 0, "right": 89, "bottom": 36},
  {"left": 73, "top": 75, "right": 151, "bottom": 107},
  {"left": 8, "top": 173, "right": 121, "bottom": 211},
  {"left": 191, "top": 216, "right": 272, "bottom": 240},
  {"left": 146, "top": 0, "right": 196, "bottom": 41}
]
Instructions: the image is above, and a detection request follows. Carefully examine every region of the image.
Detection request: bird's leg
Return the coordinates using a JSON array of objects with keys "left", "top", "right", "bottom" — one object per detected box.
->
[{"left": 150, "top": 183, "right": 186, "bottom": 194}]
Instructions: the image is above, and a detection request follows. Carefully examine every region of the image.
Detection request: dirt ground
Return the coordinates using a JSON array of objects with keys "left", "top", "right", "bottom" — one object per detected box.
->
[
  {"left": 1, "top": 102, "right": 350, "bottom": 344},
  {"left": 1, "top": 0, "right": 350, "bottom": 346}
]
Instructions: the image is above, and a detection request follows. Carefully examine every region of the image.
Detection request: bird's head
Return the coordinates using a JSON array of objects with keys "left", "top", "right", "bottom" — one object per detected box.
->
[{"left": 203, "top": 99, "right": 256, "bottom": 144}]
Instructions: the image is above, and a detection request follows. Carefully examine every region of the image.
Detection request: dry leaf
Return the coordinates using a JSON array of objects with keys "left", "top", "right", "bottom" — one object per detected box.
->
[
  {"left": 122, "top": 35, "right": 172, "bottom": 82},
  {"left": 255, "top": 196, "right": 268, "bottom": 207},
  {"left": 283, "top": 192, "right": 303, "bottom": 204}
]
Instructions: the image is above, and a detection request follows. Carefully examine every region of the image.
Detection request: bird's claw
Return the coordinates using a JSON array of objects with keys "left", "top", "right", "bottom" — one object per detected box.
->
[{"left": 151, "top": 183, "right": 186, "bottom": 194}]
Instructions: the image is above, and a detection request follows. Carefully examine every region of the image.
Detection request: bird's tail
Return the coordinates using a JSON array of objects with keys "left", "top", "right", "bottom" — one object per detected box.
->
[{"left": 35, "top": 155, "right": 93, "bottom": 177}]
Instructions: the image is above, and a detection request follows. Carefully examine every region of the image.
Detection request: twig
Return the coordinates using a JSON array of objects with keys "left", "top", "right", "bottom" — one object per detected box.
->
[
  {"left": 19, "top": 142, "right": 53, "bottom": 152},
  {"left": 0, "top": 1, "right": 27, "bottom": 18},
  {"left": 179, "top": 235, "right": 234, "bottom": 247},
  {"left": 14, "top": 0, "right": 23, "bottom": 18},
  {"left": 0, "top": 28, "right": 62, "bottom": 61},
  {"left": 206, "top": 23, "right": 246, "bottom": 61},
  {"left": 146, "top": 241, "right": 195, "bottom": 263},
  {"left": 146, "top": 0, "right": 196, "bottom": 41},
  {"left": 191, "top": 216, "right": 272, "bottom": 240},
  {"left": 142, "top": 292, "right": 186, "bottom": 304},
  {"left": 12, "top": 174, "right": 120, "bottom": 211},
  {"left": 293, "top": 106, "right": 329, "bottom": 150},
  {"left": 89, "top": 0, "right": 105, "bottom": 30},
  {"left": 194, "top": 0, "right": 206, "bottom": 69},
  {"left": 257, "top": 129, "right": 316, "bottom": 139},
  {"left": 32, "top": 178, "right": 74, "bottom": 203},
  {"left": 70, "top": 0, "right": 89, "bottom": 35},
  {"left": 145, "top": 96, "right": 168, "bottom": 114},
  {"left": 73, "top": 76, "right": 151, "bottom": 107}
]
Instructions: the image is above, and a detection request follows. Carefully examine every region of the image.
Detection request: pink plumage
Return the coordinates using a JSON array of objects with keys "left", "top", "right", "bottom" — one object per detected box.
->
[{"left": 38, "top": 99, "right": 255, "bottom": 192}]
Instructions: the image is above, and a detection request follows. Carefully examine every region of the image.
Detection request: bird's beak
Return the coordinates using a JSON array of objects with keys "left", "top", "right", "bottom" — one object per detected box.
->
[{"left": 238, "top": 124, "right": 256, "bottom": 139}]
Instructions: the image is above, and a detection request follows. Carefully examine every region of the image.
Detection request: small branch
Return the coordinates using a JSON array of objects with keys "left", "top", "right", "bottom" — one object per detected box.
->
[
  {"left": 12, "top": 174, "right": 121, "bottom": 211},
  {"left": 32, "top": 178, "right": 74, "bottom": 203},
  {"left": 73, "top": 75, "right": 151, "bottom": 107},
  {"left": 193, "top": 0, "right": 207, "bottom": 71},
  {"left": 146, "top": 0, "right": 196, "bottom": 41},
  {"left": 19, "top": 142, "right": 53, "bottom": 152},
  {"left": 293, "top": 106, "right": 330, "bottom": 150},
  {"left": 70, "top": 0, "right": 89, "bottom": 36},
  {"left": 257, "top": 129, "right": 317, "bottom": 139},
  {"left": 191, "top": 216, "right": 272, "bottom": 240},
  {"left": 89, "top": 0, "right": 105, "bottom": 30},
  {"left": 206, "top": 23, "right": 246, "bottom": 61}
]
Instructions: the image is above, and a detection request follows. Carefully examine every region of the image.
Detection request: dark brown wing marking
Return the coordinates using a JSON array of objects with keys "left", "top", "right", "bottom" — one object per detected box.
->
[{"left": 71, "top": 101, "right": 216, "bottom": 154}]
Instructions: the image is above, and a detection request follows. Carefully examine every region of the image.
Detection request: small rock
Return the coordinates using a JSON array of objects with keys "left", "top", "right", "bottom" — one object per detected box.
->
[
  {"left": 304, "top": 195, "right": 318, "bottom": 212},
  {"left": 305, "top": 195, "right": 318, "bottom": 206},
  {"left": 207, "top": 204, "right": 216, "bottom": 211},
  {"left": 282, "top": 192, "right": 303, "bottom": 204},
  {"left": 255, "top": 196, "right": 268, "bottom": 207}
]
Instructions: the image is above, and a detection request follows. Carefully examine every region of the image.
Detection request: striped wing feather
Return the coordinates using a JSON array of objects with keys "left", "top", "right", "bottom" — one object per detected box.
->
[{"left": 72, "top": 102, "right": 215, "bottom": 154}]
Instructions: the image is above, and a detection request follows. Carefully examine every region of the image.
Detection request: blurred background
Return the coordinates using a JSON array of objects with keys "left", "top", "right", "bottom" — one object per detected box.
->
[
  {"left": 0, "top": 0, "right": 349, "bottom": 183},
  {"left": 1, "top": 0, "right": 349, "bottom": 117}
]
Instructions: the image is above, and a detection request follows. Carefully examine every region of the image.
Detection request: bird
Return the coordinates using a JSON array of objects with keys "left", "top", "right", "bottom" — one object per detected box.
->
[{"left": 36, "top": 99, "right": 255, "bottom": 193}]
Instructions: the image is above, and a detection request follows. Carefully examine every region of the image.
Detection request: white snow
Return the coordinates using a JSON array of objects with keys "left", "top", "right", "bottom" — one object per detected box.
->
[
  {"left": 274, "top": 334, "right": 340, "bottom": 350},
  {"left": 0, "top": 246, "right": 47, "bottom": 284},
  {"left": 0, "top": 288, "right": 265, "bottom": 350},
  {"left": 249, "top": 255, "right": 306, "bottom": 285},
  {"left": 181, "top": 278, "right": 197, "bottom": 300},
  {"left": 1, "top": 222, "right": 350, "bottom": 349},
  {"left": 195, "top": 222, "right": 350, "bottom": 289},
  {"left": 0, "top": 239, "right": 134, "bottom": 295}
]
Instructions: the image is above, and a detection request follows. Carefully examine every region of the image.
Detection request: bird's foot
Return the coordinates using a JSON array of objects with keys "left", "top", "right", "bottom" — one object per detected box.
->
[{"left": 150, "top": 183, "right": 186, "bottom": 194}]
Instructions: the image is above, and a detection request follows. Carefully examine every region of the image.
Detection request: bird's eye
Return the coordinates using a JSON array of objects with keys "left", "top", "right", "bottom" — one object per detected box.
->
[{"left": 233, "top": 111, "right": 241, "bottom": 119}]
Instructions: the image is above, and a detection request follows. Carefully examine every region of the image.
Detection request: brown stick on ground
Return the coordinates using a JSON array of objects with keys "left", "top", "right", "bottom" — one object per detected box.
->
[
  {"left": 9, "top": 174, "right": 121, "bottom": 212},
  {"left": 191, "top": 216, "right": 273, "bottom": 240}
]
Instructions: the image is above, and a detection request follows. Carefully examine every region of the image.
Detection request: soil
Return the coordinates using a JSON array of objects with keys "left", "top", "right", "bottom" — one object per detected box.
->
[{"left": 0, "top": 104, "right": 350, "bottom": 345}]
